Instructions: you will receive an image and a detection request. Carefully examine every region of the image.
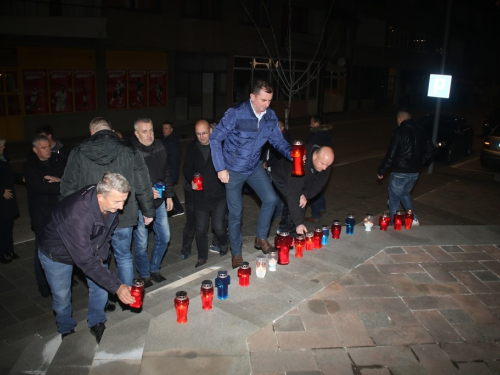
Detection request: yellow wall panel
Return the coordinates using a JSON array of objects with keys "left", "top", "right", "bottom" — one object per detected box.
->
[
  {"left": 0, "top": 117, "right": 24, "bottom": 141},
  {"left": 17, "top": 47, "right": 95, "bottom": 69},
  {"left": 106, "top": 50, "right": 168, "bottom": 69}
]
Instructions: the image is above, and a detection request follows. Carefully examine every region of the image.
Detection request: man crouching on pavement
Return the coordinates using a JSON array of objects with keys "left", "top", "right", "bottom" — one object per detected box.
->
[{"left": 38, "top": 172, "right": 135, "bottom": 343}]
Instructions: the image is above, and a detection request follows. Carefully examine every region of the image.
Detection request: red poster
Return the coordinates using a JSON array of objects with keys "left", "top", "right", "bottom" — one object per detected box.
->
[
  {"left": 49, "top": 70, "right": 73, "bottom": 113},
  {"left": 23, "top": 70, "right": 49, "bottom": 115},
  {"left": 107, "top": 70, "right": 127, "bottom": 109},
  {"left": 149, "top": 70, "right": 166, "bottom": 107},
  {"left": 128, "top": 70, "right": 147, "bottom": 108},
  {"left": 74, "top": 69, "right": 96, "bottom": 112}
]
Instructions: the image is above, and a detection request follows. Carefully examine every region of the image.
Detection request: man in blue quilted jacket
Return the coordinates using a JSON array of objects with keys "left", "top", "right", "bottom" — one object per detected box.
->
[{"left": 210, "top": 80, "right": 292, "bottom": 269}]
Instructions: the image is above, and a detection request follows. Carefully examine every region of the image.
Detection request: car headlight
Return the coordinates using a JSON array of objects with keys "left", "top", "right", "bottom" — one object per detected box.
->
[{"left": 436, "top": 141, "right": 447, "bottom": 147}]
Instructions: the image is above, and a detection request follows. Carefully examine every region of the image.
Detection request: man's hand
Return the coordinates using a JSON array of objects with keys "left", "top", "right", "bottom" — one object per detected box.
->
[
  {"left": 296, "top": 224, "right": 307, "bottom": 235},
  {"left": 116, "top": 284, "right": 136, "bottom": 305},
  {"left": 218, "top": 170, "right": 229, "bottom": 184},
  {"left": 377, "top": 174, "right": 384, "bottom": 180},
  {"left": 44, "top": 175, "right": 60, "bottom": 183},
  {"left": 166, "top": 198, "right": 173, "bottom": 211},
  {"left": 143, "top": 216, "right": 153, "bottom": 225},
  {"left": 3, "top": 189, "right": 13, "bottom": 200},
  {"left": 299, "top": 194, "right": 307, "bottom": 208},
  {"left": 191, "top": 181, "right": 198, "bottom": 190},
  {"left": 152, "top": 187, "right": 160, "bottom": 199},
  {"left": 262, "top": 161, "right": 267, "bottom": 169}
]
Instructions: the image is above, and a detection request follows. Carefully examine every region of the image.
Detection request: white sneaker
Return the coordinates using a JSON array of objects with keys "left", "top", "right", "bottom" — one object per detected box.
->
[{"left": 412, "top": 219, "right": 420, "bottom": 226}]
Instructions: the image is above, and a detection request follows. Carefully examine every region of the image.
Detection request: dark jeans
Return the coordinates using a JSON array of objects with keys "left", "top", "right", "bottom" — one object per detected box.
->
[
  {"left": 271, "top": 174, "right": 296, "bottom": 234},
  {"left": 0, "top": 218, "right": 14, "bottom": 258},
  {"left": 310, "top": 192, "right": 326, "bottom": 219},
  {"left": 195, "top": 197, "right": 228, "bottom": 260},
  {"left": 181, "top": 191, "right": 195, "bottom": 256}
]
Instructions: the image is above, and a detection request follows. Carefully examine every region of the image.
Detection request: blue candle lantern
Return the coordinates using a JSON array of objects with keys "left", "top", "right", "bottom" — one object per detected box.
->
[
  {"left": 321, "top": 225, "right": 329, "bottom": 246},
  {"left": 345, "top": 214, "right": 355, "bottom": 235},
  {"left": 215, "top": 269, "right": 231, "bottom": 300},
  {"left": 153, "top": 180, "right": 165, "bottom": 198}
]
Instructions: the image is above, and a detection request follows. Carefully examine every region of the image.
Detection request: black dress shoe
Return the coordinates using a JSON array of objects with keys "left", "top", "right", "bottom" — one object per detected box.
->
[
  {"left": 105, "top": 303, "right": 116, "bottom": 312},
  {"left": 61, "top": 330, "right": 75, "bottom": 339},
  {"left": 39, "top": 285, "right": 51, "bottom": 298},
  {"left": 142, "top": 277, "right": 153, "bottom": 288},
  {"left": 0, "top": 257, "right": 12, "bottom": 265},
  {"left": 150, "top": 272, "right": 166, "bottom": 283},
  {"left": 90, "top": 323, "right": 106, "bottom": 344},
  {"left": 219, "top": 247, "right": 228, "bottom": 257},
  {"left": 195, "top": 259, "right": 207, "bottom": 268},
  {"left": 6, "top": 252, "right": 19, "bottom": 260}
]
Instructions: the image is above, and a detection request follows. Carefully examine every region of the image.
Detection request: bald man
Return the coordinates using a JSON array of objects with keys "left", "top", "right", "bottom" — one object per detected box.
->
[{"left": 271, "top": 145, "right": 334, "bottom": 235}]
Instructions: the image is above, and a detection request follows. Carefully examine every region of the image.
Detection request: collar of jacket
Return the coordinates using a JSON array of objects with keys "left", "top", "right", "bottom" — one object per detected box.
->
[{"left": 309, "top": 124, "right": 333, "bottom": 133}]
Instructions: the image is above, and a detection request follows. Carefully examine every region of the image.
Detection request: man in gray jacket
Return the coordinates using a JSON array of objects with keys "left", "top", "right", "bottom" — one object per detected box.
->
[{"left": 61, "top": 117, "right": 155, "bottom": 288}]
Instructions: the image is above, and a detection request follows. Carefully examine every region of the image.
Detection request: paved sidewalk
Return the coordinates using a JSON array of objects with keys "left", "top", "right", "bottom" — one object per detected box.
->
[{"left": 249, "top": 244, "right": 500, "bottom": 375}]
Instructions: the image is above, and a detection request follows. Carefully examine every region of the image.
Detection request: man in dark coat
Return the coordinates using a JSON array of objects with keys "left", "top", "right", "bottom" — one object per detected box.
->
[
  {"left": 61, "top": 117, "right": 155, "bottom": 287},
  {"left": 35, "top": 125, "right": 70, "bottom": 167},
  {"left": 377, "top": 109, "right": 435, "bottom": 224},
  {"left": 39, "top": 173, "right": 135, "bottom": 343},
  {"left": 24, "top": 134, "right": 66, "bottom": 297},
  {"left": 0, "top": 137, "right": 19, "bottom": 264},
  {"left": 131, "top": 118, "right": 174, "bottom": 286},
  {"left": 161, "top": 121, "right": 184, "bottom": 216},
  {"left": 305, "top": 114, "right": 334, "bottom": 223},
  {"left": 184, "top": 119, "right": 227, "bottom": 267},
  {"left": 272, "top": 145, "right": 334, "bottom": 235}
]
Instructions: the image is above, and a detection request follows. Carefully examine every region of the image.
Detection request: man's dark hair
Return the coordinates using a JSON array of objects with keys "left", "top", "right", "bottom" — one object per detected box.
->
[
  {"left": 163, "top": 121, "right": 173, "bottom": 127},
  {"left": 36, "top": 125, "right": 53, "bottom": 136},
  {"left": 253, "top": 80, "right": 273, "bottom": 95},
  {"left": 32, "top": 134, "right": 49, "bottom": 148},
  {"left": 311, "top": 115, "right": 323, "bottom": 126},
  {"left": 397, "top": 108, "right": 412, "bottom": 119}
]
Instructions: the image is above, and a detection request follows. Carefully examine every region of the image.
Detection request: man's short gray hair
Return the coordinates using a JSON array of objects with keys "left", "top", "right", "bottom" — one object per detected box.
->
[
  {"left": 32, "top": 134, "right": 49, "bottom": 148},
  {"left": 96, "top": 172, "right": 131, "bottom": 196},
  {"left": 134, "top": 118, "right": 153, "bottom": 131},
  {"left": 89, "top": 117, "right": 112, "bottom": 133}
]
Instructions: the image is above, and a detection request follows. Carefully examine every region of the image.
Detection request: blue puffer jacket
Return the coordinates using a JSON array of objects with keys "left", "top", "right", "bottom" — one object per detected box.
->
[{"left": 210, "top": 100, "right": 291, "bottom": 175}]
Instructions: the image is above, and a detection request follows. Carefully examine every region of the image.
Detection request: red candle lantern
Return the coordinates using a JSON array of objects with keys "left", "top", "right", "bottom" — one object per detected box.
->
[
  {"left": 305, "top": 232, "right": 314, "bottom": 251},
  {"left": 295, "top": 235, "right": 304, "bottom": 258},
  {"left": 200, "top": 280, "right": 214, "bottom": 311},
  {"left": 405, "top": 210, "right": 414, "bottom": 229},
  {"left": 174, "top": 291, "right": 189, "bottom": 324},
  {"left": 278, "top": 232, "right": 290, "bottom": 265},
  {"left": 394, "top": 211, "right": 404, "bottom": 231},
  {"left": 331, "top": 220, "right": 341, "bottom": 239},
  {"left": 290, "top": 141, "right": 306, "bottom": 176},
  {"left": 313, "top": 227, "right": 323, "bottom": 249},
  {"left": 193, "top": 173, "right": 204, "bottom": 190},
  {"left": 379, "top": 212, "right": 390, "bottom": 231},
  {"left": 238, "top": 262, "right": 252, "bottom": 286},
  {"left": 130, "top": 278, "right": 144, "bottom": 309}
]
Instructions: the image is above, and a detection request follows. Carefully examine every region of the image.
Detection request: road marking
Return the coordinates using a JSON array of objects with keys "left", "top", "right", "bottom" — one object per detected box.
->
[
  {"left": 146, "top": 266, "right": 221, "bottom": 297},
  {"left": 451, "top": 157, "right": 479, "bottom": 168},
  {"left": 14, "top": 237, "right": 35, "bottom": 245}
]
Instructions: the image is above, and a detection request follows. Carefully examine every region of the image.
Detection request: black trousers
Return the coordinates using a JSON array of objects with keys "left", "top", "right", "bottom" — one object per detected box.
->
[
  {"left": 180, "top": 191, "right": 195, "bottom": 256},
  {"left": 194, "top": 197, "right": 228, "bottom": 261},
  {"left": 0, "top": 218, "right": 14, "bottom": 258}
]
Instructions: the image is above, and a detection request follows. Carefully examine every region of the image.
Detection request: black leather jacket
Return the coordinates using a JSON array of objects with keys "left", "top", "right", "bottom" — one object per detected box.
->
[{"left": 378, "top": 119, "right": 435, "bottom": 175}]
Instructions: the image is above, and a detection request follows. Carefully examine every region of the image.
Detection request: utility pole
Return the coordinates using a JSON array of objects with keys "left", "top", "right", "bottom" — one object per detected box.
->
[{"left": 428, "top": 0, "right": 453, "bottom": 174}]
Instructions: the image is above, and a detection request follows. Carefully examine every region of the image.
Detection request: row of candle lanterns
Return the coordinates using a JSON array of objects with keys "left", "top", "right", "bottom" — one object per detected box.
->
[{"left": 130, "top": 210, "right": 416, "bottom": 323}]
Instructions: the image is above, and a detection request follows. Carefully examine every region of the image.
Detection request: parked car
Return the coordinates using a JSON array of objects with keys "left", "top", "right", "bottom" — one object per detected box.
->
[
  {"left": 482, "top": 108, "right": 500, "bottom": 136},
  {"left": 417, "top": 115, "right": 474, "bottom": 163},
  {"left": 480, "top": 125, "right": 500, "bottom": 171}
]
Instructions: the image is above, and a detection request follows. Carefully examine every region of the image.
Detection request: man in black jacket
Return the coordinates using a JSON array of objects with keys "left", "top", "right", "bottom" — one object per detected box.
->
[
  {"left": 183, "top": 119, "right": 227, "bottom": 267},
  {"left": 38, "top": 173, "right": 135, "bottom": 342},
  {"left": 131, "top": 118, "right": 174, "bottom": 286},
  {"left": 377, "top": 109, "right": 435, "bottom": 224},
  {"left": 24, "top": 135, "right": 66, "bottom": 297},
  {"left": 61, "top": 117, "right": 155, "bottom": 287},
  {"left": 272, "top": 145, "right": 334, "bottom": 235},
  {"left": 162, "top": 121, "right": 184, "bottom": 217}
]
